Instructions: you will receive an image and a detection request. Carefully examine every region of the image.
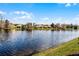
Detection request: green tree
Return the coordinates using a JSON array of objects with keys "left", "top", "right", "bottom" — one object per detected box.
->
[
  {"left": 74, "top": 25, "right": 78, "bottom": 30},
  {"left": 26, "top": 23, "right": 32, "bottom": 31},
  {"left": 21, "top": 24, "right": 26, "bottom": 31},
  {"left": 51, "top": 23, "right": 55, "bottom": 28}
]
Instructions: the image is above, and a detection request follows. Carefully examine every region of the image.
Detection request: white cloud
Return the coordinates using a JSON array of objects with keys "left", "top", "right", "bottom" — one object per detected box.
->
[
  {"left": 0, "top": 11, "right": 6, "bottom": 15},
  {"left": 36, "top": 17, "right": 52, "bottom": 24},
  {"left": 71, "top": 15, "right": 79, "bottom": 25},
  {"left": 14, "top": 16, "right": 26, "bottom": 19},
  {"left": 53, "top": 15, "right": 79, "bottom": 25},
  {"left": 19, "top": 16, "right": 26, "bottom": 19},
  {"left": 11, "top": 11, "right": 34, "bottom": 19},
  {"left": 13, "top": 11, "right": 33, "bottom": 19},
  {"left": 11, "top": 11, "right": 34, "bottom": 24},
  {"left": 65, "top": 3, "right": 77, "bottom": 7},
  {"left": 73, "top": 3, "right": 77, "bottom": 6},
  {"left": 41, "top": 17, "right": 49, "bottom": 20},
  {"left": 13, "top": 11, "right": 20, "bottom": 14},
  {"left": 65, "top": 3, "right": 71, "bottom": 7},
  {"left": 13, "top": 11, "right": 31, "bottom": 15},
  {"left": 55, "top": 15, "right": 79, "bottom": 25},
  {"left": 36, "top": 17, "right": 72, "bottom": 24},
  {"left": 14, "top": 15, "right": 32, "bottom": 20}
]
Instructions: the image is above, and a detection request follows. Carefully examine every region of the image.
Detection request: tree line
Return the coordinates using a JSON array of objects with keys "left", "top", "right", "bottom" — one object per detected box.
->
[{"left": 0, "top": 19, "right": 79, "bottom": 31}]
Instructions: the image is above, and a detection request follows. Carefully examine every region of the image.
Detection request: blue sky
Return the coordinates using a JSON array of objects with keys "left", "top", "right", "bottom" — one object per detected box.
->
[{"left": 0, "top": 3, "right": 79, "bottom": 24}]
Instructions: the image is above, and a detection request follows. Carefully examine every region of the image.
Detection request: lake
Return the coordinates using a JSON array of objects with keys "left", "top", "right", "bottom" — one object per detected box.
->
[{"left": 0, "top": 30, "right": 79, "bottom": 56}]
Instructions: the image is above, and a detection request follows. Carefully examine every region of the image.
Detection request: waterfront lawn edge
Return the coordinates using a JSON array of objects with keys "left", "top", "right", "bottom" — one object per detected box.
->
[{"left": 32, "top": 37, "right": 79, "bottom": 56}]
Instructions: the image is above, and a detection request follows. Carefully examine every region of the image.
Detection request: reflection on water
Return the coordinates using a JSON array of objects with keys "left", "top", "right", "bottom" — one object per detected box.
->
[
  {"left": 0, "top": 31, "right": 10, "bottom": 42},
  {"left": 0, "top": 30, "right": 79, "bottom": 55}
]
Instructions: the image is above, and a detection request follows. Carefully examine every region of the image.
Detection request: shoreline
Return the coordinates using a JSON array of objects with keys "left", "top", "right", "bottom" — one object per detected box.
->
[{"left": 32, "top": 37, "right": 79, "bottom": 56}]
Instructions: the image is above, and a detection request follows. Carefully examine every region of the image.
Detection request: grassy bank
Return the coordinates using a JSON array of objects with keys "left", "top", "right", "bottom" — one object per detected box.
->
[{"left": 32, "top": 37, "right": 79, "bottom": 56}]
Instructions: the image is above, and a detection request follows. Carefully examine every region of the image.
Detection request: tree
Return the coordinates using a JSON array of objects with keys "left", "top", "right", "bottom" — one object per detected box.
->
[
  {"left": 26, "top": 23, "right": 32, "bottom": 31},
  {"left": 51, "top": 23, "right": 55, "bottom": 28},
  {"left": 66, "top": 24, "right": 73, "bottom": 29},
  {"left": 74, "top": 25, "right": 78, "bottom": 30},
  {"left": 4, "top": 19, "right": 9, "bottom": 29},
  {"left": 21, "top": 24, "right": 26, "bottom": 31}
]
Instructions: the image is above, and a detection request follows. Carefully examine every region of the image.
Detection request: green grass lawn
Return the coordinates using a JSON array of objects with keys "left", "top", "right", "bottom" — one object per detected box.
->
[{"left": 33, "top": 37, "right": 79, "bottom": 56}]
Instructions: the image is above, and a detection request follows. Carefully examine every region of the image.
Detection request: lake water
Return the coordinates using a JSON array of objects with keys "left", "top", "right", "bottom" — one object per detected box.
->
[{"left": 0, "top": 30, "right": 79, "bottom": 56}]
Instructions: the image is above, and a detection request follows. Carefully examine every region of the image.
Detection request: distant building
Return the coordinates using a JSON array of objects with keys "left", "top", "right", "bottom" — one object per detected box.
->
[{"left": 33, "top": 23, "right": 51, "bottom": 28}]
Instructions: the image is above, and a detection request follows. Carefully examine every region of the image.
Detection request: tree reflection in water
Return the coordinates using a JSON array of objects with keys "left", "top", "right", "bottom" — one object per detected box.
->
[{"left": 0, "top": 30, "right": 10, "bottom": 43}]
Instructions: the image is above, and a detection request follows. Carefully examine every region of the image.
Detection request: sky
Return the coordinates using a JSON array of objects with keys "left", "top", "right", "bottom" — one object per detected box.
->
[{"left": 0, "top": 3, "right": 79, "bottom": 24}]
